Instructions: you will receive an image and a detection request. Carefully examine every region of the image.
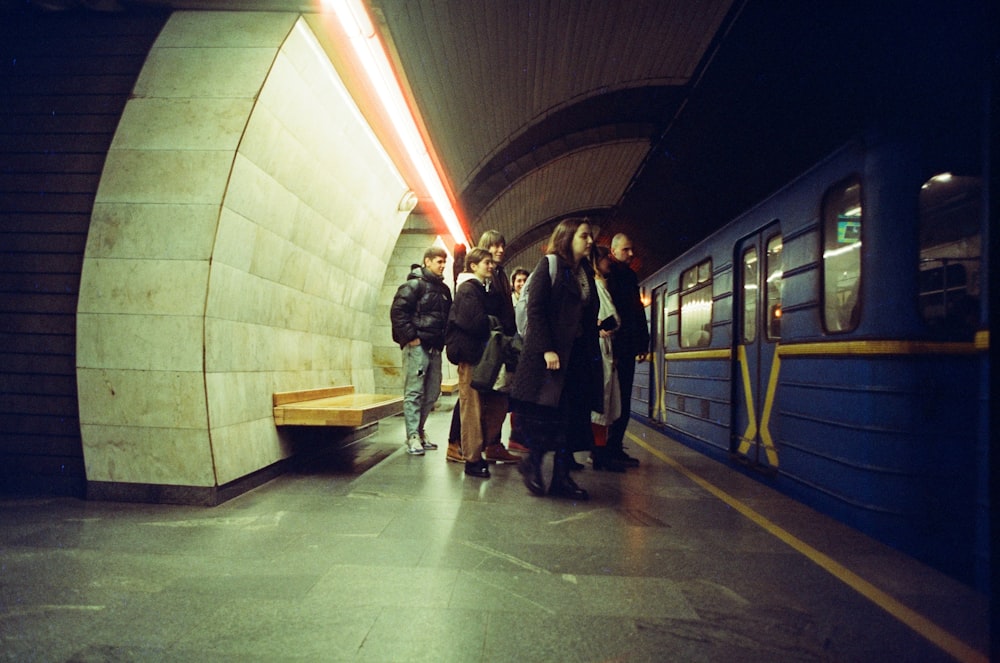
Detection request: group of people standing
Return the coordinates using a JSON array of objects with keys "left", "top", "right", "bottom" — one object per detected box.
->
[{"left": 389, "top": 219, "right": 649, "bottom": 501}]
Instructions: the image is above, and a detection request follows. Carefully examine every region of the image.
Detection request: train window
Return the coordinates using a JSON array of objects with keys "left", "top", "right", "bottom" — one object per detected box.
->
[
  {"left": 741, "top": 248, "right": 757, "bottom": 343},
  {"left": 822, "top": 177, "right": 862, "bottom": 333},
  {"left": 918, "top": 173, "right": 981, "bottom": 340},
  {"left": 680, "top": 259, "right": 712, "bottom": 348},
  {"left": 765, "top": 235, "right": 783, "bottom": 340}
]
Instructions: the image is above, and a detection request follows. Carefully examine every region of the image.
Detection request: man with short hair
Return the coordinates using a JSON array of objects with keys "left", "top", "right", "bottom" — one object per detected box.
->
[
  {"left": 390, "top": 246, "right": 453, "bottom": 455},
  {"left": 605, "top": 233, "right": 650, "bottom": 466}
]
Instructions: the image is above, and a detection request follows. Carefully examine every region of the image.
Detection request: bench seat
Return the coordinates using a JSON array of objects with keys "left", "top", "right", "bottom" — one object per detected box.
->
[
  {"left": 440, "top": 377, "right": 459, "bottom": 394},
  {"left": 273, "top": 385, "right": 403, "bottom": 427}
]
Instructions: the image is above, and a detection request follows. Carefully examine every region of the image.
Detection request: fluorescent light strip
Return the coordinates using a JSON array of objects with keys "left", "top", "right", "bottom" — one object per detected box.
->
[
  {"left": 296, "top": 20, "right": 405, "bottom": 191},
  {"left": 326, "top": 0, "right": 469, "bottom": 246}
]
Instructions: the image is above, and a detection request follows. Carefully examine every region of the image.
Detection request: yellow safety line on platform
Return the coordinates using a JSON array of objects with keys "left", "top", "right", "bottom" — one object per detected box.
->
[{"left": 626, "top": 430, "right": 987, "bottom": 663}]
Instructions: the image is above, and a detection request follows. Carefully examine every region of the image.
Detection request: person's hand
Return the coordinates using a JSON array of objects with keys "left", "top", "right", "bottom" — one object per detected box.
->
[
  {"left": 408, "top": 338, "right": 421, "bottom": 347},
  {"left": 544, "top": 351, "right": 560, "bottom": 370},
  {"left": 636, "top": 352, "right": 648, "bottom": 363}
]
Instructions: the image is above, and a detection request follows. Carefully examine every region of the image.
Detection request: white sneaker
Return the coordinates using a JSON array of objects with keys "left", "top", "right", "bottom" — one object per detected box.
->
[
  {"left": 419, "top": 431, "right": 438, "bottom": 450},
  {"left": 406, "top": 433, "right": 425, "bottom": 455}
]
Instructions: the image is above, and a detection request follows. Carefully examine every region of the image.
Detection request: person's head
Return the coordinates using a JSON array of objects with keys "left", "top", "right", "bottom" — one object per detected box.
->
[
  {"left": 478, "top": 229, "right": 506, "bottom": 266},
  {"left": 465, "top": 247, "right": 494, "bottom": 281},
  {"left": 547, "top": 217, "right": 593, "bottom": 265},
  {"left": 592, "top": 245, "right": 613, "bottom": 277},
  {"left": 611, "top": 233, "right": 634, "bottom": 265},
  {"left": 423, "top": 246, "right": 447, "bottom": 277},
  {"left": 511, "top": 267, "right": 529, "bottom": 294}
]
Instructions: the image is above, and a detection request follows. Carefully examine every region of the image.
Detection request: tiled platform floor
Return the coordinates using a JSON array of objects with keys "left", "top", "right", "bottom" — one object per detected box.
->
[{"left": 0, "top": 398, "right": 989, "bottom": 662}]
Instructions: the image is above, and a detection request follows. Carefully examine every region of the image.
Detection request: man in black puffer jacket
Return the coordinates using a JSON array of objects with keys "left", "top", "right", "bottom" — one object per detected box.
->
[{"left": 390, "top": 246, "right": 452, "bottom": 456}]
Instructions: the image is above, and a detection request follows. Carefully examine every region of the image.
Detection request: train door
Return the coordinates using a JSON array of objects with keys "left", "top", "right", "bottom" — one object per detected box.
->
[{"left": 732, "top": 224, "right": 782, "bottom": 469}]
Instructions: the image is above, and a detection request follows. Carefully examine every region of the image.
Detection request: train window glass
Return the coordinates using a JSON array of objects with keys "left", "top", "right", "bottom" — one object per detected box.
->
[
  {"left": 822, "top": 178, "right": 862, "bottom": 333},
  {"left": 680, "top": 259, "right": 712, "bottom": 347},
  {"left": 918, "top": 173, "right": 981, "bottom": 340},
  {"left": 741, "top": 248, "right": 757, "bottom": 343},
  {"left": 766, "top": 235, "right": 783, "bottom": 340}
]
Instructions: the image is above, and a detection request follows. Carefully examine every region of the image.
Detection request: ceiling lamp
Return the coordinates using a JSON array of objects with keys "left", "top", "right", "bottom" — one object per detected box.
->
[{"left": 323, "top": 0, "right": 469, "bottom": 246}]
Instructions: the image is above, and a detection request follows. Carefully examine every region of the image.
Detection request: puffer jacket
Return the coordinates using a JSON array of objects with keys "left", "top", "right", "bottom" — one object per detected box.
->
[{"left": 390, "top": 265, "right": 452, "bottom": 350}]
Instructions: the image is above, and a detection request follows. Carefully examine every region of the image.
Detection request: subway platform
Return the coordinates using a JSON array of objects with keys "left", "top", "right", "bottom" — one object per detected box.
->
[{"left": 0, "top": 396, "right": 989, "bottom": 662}]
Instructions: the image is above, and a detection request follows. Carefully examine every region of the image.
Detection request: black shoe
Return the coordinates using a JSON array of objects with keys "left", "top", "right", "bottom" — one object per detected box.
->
[
  {"left": 611, "top": 450, "right": 640, "bottom": 466},
  {"left": 591, "top": 453, "right": 626, "bottom": 472},
  {"left": 464, "top": 459, "right": 490, "bottom": 478},
  {"left": 566, "top": 456, "right": 585, "bottom": 471},
  {"left": 550, "top": 451, "right": 589, "bottom": 500},
  {"left": 517, "top": 454, "right": 546, "bottom": 496},
  {"left": 549, "top": 474, "right": 589, "bottom": 500}
]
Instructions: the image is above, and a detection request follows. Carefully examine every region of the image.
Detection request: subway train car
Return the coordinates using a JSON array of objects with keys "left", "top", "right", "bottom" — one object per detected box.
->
[{"left": 637, "top": 122, "right": 989, "bottom": 591}]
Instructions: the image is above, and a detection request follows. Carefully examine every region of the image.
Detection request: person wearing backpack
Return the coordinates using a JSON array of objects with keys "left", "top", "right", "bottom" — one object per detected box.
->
[
  {"left": 509, "top": 218, "right": 603, "bottom": 500},
  {"left": 389, "top": 246, "right": 452, "bottom": 456}
]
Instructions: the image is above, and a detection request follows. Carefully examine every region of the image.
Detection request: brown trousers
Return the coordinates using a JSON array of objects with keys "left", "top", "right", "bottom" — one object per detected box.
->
[{"left": 457, "top": 362, "right": 508, "bottom": 462}]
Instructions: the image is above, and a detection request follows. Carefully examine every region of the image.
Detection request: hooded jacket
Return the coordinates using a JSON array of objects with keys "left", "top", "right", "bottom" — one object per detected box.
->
[
  {"left": 445, "top": 272, "right": 506, "bottom": 365},
  {"left": 390, "top": 264, "right": 452, "bottom": 350}
]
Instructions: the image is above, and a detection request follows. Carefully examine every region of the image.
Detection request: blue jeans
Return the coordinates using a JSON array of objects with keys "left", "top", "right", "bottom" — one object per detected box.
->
[{"left": 402, "top": 344, "right": 442, "bottom": 438}]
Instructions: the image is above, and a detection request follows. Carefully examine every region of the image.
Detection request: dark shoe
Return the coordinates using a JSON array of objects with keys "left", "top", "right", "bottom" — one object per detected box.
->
[
  {"left": 609, "top": 449, "right": 640, "bottom": 466},
  {"left": 566, "top": 455, "right": 585, "bottom": 471},
  {"left": 550, "top": 451, "right": 589, "bottom": 500},
  {"left": 591, "top": 452, "right": 626, "bottom": 472},
  {"left": 549, "top": 473, "right": 589, "bottom": 500},
  {"left": 614, "top": 451, "right": 639, "bottom": 467},
  {"left": 464, "top": 459, "right": 490, "bottom": 478},
  {"left": 518, "top": 452, "right": 546, "bottom": 496}
]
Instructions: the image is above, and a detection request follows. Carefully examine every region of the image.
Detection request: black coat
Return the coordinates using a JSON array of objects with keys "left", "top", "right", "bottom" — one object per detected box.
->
[
  {"left": 606, "top": 259, "right": 650, "bottom": 358},
  {"left": 389, "top": 266, "right": 452, "bottom": 350},
  {"left": 445, "top": 275, "right": 506, "bottom": 365},
  {"left": 510, "top": 255, "right": 602, "bottom": 410}
]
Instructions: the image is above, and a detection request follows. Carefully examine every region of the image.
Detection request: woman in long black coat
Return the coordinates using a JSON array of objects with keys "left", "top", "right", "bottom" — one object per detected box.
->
[{"left": 510, "top": 217, "right": 603, "bottom": 500}]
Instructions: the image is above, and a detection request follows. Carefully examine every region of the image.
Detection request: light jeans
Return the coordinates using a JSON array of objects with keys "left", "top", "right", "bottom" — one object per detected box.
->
[{"left": 402, "top": 344, "right": 442, "bottom": 438}]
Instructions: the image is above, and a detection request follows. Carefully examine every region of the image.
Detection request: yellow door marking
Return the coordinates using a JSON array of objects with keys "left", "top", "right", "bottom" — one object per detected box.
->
[
  {"left": 758, "top": 348, "right": 781, "bottom": 467},
  {"left": 626, "top": 430, "right": 987, "bottom": 663},
  {"left": 735, "top": 344, "right": 757, "bottom": 455}
]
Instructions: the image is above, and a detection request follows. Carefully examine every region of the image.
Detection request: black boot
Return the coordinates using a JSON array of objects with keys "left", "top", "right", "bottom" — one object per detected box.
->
[
  {"left": 549, "top": 450, "right": 589, "bottom": 500},
  {"left": 517, "top": 449, "right": 546, "bottom": 496},
  {"left": 591, "top": 447, "right": 626, "bottom": 472}
]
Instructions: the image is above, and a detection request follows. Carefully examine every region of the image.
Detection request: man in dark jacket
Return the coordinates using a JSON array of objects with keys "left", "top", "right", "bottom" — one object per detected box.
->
[
  {"left": 605, "top": 234, "right": 650, "bottom": 466},
  {"left": 390, "top": 246, "right": 452, "bottom": 455}
]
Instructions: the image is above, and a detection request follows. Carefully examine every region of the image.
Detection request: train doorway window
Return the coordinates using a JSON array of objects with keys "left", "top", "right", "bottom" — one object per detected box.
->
[
  {"left": 680, "top": 259, "right": 712, "bottom": 348},
  {"left": 917, "top": 173, "right": 982, "bottom": 341},
  {"left": 740, "top": 247, "right": 758, "bottom": 343},
  {"left": 765, "top": 235, "right": 783, "bottom": 340},
  {"left": 821, "top": 177, "right": 862, "bottom": 333}
]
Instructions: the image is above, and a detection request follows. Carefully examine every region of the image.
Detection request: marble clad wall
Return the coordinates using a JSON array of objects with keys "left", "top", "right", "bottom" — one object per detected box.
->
[{"left": 77, "top": 13, "right": 414, "bottom": 492}]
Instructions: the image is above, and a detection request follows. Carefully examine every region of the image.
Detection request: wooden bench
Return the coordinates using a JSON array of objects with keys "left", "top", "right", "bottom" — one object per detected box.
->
[
  {"left": 273, "top": 385, "right": 403, "bottom": 427},
  {"left": 440, "top": 377, "right": 459, "bottom": 395}
]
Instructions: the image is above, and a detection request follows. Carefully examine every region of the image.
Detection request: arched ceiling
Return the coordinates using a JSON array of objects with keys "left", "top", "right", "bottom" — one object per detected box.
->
[
  {"left": 10, "top": 0, "right": 986, "bottom": 278},
  {"left": 367, "top": 0, "right": 738, "bottom": 270}
]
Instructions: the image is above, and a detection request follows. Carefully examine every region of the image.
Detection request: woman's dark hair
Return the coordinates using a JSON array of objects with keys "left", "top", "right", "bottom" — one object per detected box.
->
[{"left": 546, "top": 217, "right": 590, "bottom": 264}]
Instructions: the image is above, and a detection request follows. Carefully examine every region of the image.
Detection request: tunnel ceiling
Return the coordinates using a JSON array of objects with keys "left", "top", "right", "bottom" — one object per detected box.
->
[{"left": 12, "top": 0, "right": 984, "bottom": 278}]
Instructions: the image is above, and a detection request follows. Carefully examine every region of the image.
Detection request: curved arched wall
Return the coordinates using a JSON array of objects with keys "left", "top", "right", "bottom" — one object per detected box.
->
[{"left": 76, "top": 12, "right": 413, "bottom": 502}]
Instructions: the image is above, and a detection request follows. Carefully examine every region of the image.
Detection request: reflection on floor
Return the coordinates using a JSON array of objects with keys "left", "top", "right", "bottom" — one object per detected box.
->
[{"left": 0, "top": 396, "right": 989, "bottom": 662}]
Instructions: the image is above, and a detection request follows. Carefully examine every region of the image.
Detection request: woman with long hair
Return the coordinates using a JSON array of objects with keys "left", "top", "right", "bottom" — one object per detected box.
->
[{"left": 509, "top": 218, "right": 603, "bottom": 499}]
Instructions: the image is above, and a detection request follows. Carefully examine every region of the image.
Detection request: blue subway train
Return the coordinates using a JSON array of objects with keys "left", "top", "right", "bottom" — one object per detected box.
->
[{"left": 636, "top": 126, "right": 989, "bottom": 591}]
